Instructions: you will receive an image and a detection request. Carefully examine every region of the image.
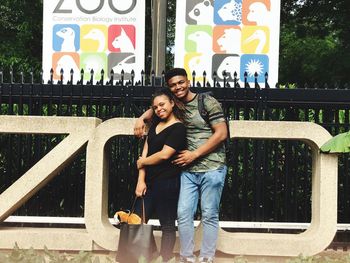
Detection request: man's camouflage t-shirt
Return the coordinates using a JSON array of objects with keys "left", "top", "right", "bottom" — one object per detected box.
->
[{"left": 184, "top": 94, "right": 226, "bottom": 172}]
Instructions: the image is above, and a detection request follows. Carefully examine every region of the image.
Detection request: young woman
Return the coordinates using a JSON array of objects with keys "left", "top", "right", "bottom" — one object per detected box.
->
[{"left": 134, "top": 88, "right": 187, "bottom": 262}]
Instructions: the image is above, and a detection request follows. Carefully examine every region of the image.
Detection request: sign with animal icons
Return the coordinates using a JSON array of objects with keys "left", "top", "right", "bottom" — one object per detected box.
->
[
  {"left": 174, "top": 0, "right": 280, "bottom": 87},
  {"left": 43, "top": 0, "right": 144, "bottom": 83}
]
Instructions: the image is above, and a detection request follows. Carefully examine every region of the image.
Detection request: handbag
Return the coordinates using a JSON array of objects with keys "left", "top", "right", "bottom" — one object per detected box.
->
[{"left": 116, "top": 197, "right": 157, "bottom": 263}]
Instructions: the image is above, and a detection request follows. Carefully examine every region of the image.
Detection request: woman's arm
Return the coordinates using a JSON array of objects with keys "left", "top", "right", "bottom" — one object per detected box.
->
[
  {"left": 137, "top": 144, "right": 177, "bottom": 169},
  {"left": 135, "top": 139, "right": 149, "bottom": 196},
  {"left": 135, "top": 169, "right": 147, "bottom": 197},
  {"left": 134, "top": 108, "right": 154, "bottom": 138}
]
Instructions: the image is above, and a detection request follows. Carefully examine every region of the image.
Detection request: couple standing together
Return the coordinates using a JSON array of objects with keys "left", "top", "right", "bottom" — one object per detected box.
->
[{"left": 133, "top": 68, "right": 228, "bottom": 263}]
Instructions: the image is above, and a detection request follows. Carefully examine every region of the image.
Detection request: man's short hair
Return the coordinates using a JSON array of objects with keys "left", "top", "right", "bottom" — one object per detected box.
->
[{"left": 165, "top": 68, "right": 188, "bottom": 83}]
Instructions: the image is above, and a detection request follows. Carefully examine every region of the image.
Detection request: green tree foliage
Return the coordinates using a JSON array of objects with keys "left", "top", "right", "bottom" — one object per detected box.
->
[
  {"left": 279, "top": 0, "right": 350, "bottom": 84},
  {"left": 0, "top": 0, "right": 349, "bottom": 84},
  {"left": 0, "top": 0, "right": 43, "bottom": 75}
]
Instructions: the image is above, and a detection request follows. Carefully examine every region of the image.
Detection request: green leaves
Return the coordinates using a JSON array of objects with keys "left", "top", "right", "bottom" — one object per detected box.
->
[
  {"left": 279, "top": 0, "right": 350, "bottom": 84},
  {"left": 1, "top": 247, "right": 350, "bottom": 263},
  {"left": 1, "top": 243, "right": 45, "bottom": 263},
  {"left": 0, "top": 244, "right": 104, "bottom": 263},
  {"left": 320, "top": 131, "right": 350, "bottom": 153}
]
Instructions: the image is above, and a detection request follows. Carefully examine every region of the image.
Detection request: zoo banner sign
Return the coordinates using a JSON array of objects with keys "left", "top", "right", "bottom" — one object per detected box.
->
[
  {"left": 42, "top": 0, "right": 145, "bottom": 83},
  {"left": 174, "top": 0, "right": 280, "bottom": 87}
]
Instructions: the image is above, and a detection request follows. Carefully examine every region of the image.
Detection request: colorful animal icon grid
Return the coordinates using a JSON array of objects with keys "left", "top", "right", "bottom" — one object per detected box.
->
[
  {"left": 183, "top": 0, "right": 272, "bottom": 83},
  {"left": 52, "top": 24, "right": 136, "bottom": 81}
]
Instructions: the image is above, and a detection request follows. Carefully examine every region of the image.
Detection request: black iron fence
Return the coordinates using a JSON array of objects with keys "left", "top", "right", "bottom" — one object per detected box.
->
[{"left": 0, "top": 69, "right": 350, "bottom": 226}]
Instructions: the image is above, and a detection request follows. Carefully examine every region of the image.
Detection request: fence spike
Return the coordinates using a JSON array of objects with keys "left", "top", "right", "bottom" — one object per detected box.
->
[
  {"left": 78, "top": 69, "right": 84, "bottom": 85},
  {"left": 47, "top": 68, "right": 53, "bottom": 84},
  {"left": 203, "top": 70, "right": 207, "bottom": 87},
  {"left": 213, "top": 71, "right": 217, "bottom": 88},
  {"left": 120, "top": 69, "right": 125, "bottom": 85},
  {"left": 99, "top": 69, "right": 105, "bottom": 85},
  {"left": 265, "top": 72, "right": 270, "bottom": 88},
  {"left": 130, "top": 70, "right": 135, "bottom": 86},
  {"left": 141, "top": 70, "right": 145, "bottom": 86},
  {"left": 37, "top": 69, "right": 42, "bottom": 84},
  {"left": 59, "top": 68, "right": 64, "bottom": 84},
  {"left": 254, "top": 72, "right": 260, "bottom": 89},
  {"left": 234, "top": 71, "right": 238, "bottom": 88},
  {"left": 244, "top": 71, "right": 250, "bottom": 88},
  {"left": 192, "top": 71, "right": 196, "bottom": 87},
  {"left": 88, "top": 69, "right": 94, "bottom": 85},
  {"left": 161, "top": 70, "right": 165, "bottom": 86},
  {"left": 69, "top": 68, "right": 74, "bottom": 84},
  {"left": 10, "top": 67, "right": 13, "bottom": 83},
  {"left": 29, "top": 68, "right": 33, "bottom": 84},
  {"left": 334, "top": 82, "right": 339, "bottom": 90},
  {"left": 223, "top": 70, "right": 227, "bottom": 88},
  {"left": 20, "top": 71, "right": 24, "bottom": 84},
  {"left": 109, "top": 69, "right": 114, "bottom": 85}
]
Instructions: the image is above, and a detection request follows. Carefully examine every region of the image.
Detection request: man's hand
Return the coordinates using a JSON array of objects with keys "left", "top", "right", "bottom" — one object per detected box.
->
[
  {"left": 134, "top": 117, "right": 146, "bottom": 138},
  {"left": 172, "top": 150, "right": 199, "bottom": 167},
  {"left": 135, "top": 181, "right": 147, "bottom": 197}
]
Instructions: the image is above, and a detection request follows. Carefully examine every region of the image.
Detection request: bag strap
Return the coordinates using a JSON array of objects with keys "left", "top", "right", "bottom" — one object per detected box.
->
[
  {"left": 197, "top": 92, "right": 213, "bottom": 125},
  {"left": 130, "top": 196, "right": 146, "bottom": 224},
  {"left": 198, "top": 92, "right": 231, "bottom": 159}
]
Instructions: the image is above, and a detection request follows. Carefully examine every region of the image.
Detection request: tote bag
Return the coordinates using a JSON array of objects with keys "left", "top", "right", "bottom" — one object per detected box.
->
[{"left": 116, "top": 197, "right": 157, "bottom": 263}]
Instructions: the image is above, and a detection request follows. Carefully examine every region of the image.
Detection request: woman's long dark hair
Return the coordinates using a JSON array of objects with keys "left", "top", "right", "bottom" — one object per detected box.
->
[{"left": 150, "top": 88, "right": 187, "bottom": 125}]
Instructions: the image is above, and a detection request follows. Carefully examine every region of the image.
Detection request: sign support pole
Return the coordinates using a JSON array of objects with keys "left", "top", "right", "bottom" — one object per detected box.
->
[{"left": 151, "top": 0, "right": 167, "bottom": 76}]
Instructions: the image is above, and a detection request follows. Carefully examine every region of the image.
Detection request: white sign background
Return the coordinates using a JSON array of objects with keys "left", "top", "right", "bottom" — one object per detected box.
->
[
  {"left": 174, "top": 0, "right": 280, "bottom": 87},
  {"left": 43, "top": 0, "right": 145, "bottom": 83}
]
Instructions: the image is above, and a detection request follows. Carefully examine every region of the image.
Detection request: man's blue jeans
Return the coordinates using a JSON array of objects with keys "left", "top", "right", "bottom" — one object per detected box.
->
[{"left": 177, "top": 166, "right": 227, "bottom": 259}]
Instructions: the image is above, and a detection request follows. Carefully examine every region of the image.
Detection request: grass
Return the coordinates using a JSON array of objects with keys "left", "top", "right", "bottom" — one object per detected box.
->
[
  {"left": 286, "top": 254, "right": 350, "bottom": 263},
  {"left": 0, "top": 244, "right": 109, "bottom": 263},
  {"left": 1, "top": 245, "right": 350, "bottom": 262}
]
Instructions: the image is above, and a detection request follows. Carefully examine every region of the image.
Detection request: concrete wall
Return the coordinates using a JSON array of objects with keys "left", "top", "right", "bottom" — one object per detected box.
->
[{"left": 0, "top": 116, "right": 338, "bottom": 257}]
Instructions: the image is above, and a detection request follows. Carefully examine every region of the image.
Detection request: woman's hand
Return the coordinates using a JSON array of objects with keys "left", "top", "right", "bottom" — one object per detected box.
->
[
  {"left": 137, "top": 157, "right": 145, "bottom": 169},
  {"left": 135, "top": 181, "right": 147, "bottom": 197}
]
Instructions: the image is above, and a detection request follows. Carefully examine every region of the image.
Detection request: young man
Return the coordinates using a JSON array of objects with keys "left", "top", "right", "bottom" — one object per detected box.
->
[{"left": 134, "top": 68, "right": 227, "bottom": 263}]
